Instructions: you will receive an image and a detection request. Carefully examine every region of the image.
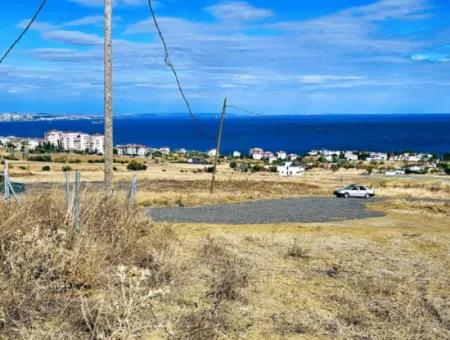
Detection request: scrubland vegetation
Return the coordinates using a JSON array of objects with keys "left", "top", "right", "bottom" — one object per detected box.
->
[{"left": 0, "top": 184, "right": 449, "bottom": 338}]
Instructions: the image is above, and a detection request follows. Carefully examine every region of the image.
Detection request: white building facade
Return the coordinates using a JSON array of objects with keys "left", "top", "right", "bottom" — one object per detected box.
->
[
  {"left": 116, "top": 144, "right": 147, "bottom": 157},
  {"left": 277, "top": 162, "right": 305, "bottom": 177},
  {"left": 44, "top": 130, "right": 104, "bottom": 154}
]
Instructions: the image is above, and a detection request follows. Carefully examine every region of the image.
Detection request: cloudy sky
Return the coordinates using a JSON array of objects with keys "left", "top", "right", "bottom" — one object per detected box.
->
[{"left": 1, "top": 0, "right": 449, "bottom": 114}]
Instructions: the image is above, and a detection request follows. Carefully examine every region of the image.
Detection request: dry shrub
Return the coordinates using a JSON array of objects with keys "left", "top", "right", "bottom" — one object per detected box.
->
[
  {"left": 202, "top": 236, "right": 249, "bottom": 303},
  {"left": 285, "top": 240, "right": 311, "bottom": 259},
  {"left": 0, "top": 190, "right": 177, "bottom": 338},
  {"left": 178, "top": 304, "right": 232, "bottom": 340},
  {"left": 176, "top": 237, "right": 251, "bottom": 338}
]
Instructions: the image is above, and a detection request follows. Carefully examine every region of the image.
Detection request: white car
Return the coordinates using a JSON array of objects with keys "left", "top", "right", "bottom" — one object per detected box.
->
[{"left": 334, "top": 184, "right": 375, "bottom": 199}]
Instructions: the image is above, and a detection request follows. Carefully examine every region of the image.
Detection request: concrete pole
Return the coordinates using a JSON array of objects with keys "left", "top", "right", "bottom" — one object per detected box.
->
[
  {"left": 210, "top": 98, "right": 227, "bottom": 194},
  {"left": 104, "top": 0, "right": 114, "bottom": 192}
]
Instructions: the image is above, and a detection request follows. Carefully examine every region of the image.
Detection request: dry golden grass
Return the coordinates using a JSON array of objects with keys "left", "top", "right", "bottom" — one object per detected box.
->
[{"left": 1, "top": 161, "right": 450, "bottom": 338}]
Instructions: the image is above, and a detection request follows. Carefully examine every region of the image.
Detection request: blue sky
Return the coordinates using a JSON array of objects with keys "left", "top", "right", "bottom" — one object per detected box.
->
[{"left": 1, "top": 0, "right": 450, "bottom": 114}]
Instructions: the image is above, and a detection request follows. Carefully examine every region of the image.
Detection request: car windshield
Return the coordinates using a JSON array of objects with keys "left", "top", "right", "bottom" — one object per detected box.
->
[{"left": 344, "top": 185, "right": 357, "bottom": 190}]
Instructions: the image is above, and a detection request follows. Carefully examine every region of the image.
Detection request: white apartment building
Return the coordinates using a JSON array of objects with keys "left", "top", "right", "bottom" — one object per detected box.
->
[
  {"left": 61, "top": 132, "right": 90, "bottom": 152},
  {"left": 44, "top": 130, "right": 104, "bottom": 154},
  {"left": 90, "top": 134, "right": 105, "bottom": 155},
  {"left": 44, "top": 130, "right": 62, "bottom": 147}
]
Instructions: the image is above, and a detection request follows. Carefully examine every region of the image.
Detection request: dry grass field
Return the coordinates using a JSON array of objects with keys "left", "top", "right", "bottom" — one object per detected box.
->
[{"left": 1, "top": 159, "right": 449, "bottom": 338}]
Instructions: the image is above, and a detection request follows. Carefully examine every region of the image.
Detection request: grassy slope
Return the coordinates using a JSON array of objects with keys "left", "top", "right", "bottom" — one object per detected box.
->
[{"left": 0, "top": 164, "right": 449, "bottom": 338}]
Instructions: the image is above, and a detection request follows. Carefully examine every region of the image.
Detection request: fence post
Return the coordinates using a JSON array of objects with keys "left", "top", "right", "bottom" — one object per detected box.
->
[
  {"left": 65, "top": 171, "right": 71, "bottom": 211},
  {"left": 74, "top": 171, "right": 81, "bottom": 232},
  {"left": 3, "top": 160, "right": 10, "bottom": 204},
  {"left": 128, "top": 174, "right": 137, "bottom": 209}
]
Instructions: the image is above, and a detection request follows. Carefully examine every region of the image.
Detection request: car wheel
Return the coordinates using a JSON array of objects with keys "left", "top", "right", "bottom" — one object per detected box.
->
[
  {"left": 364, "top": 194, "right": 370, "bottom": 199},
  {"left": 344, "top": 193, "right": 349, "bottom": 198}
]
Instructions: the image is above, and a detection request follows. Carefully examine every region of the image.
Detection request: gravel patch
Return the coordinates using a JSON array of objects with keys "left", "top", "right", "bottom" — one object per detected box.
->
[{"left": 148, "top": 197, "right": 385, "bottom": 224}]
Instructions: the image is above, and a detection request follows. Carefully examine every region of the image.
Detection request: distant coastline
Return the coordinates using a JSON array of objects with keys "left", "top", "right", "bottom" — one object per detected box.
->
[{"left": 0, "top": 114, "right": 449, "bottom": 155}]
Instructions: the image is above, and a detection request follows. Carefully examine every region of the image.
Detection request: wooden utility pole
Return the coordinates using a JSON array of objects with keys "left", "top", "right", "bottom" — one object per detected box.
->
[
  {"left": 210, "top": 98, "right": 227, "bottom": 194},
  {"left": 104, "top": 0, "right": 114, "bottom": 192}
]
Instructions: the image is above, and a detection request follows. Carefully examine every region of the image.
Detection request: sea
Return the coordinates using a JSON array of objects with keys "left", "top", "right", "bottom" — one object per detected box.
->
[{"left": 0, "top": 114, "right": 449, "bottom": 155}]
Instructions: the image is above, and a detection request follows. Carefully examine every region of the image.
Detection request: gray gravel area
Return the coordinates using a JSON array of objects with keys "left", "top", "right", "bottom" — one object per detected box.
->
[{"left": 148, "top": 197, "right": 385, "bottom": 224}]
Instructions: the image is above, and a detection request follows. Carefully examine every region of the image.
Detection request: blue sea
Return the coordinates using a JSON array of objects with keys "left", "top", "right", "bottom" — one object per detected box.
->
[{"left": 0, "top": 114, "right": 449, "bottom": 155}]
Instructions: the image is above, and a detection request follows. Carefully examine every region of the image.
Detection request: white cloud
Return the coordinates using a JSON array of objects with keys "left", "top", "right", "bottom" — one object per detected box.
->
[
  {"left": 67, "top": 0, "right": 155, "bottom": 7},
  {"left": 42, "top": 30, "right": 103, "bottom": 45},
  {"left": 62, "top": 15, "right": 104, "bottom": 27},
  {"left": 206, "top": 1, "right": 273, "bottom": 22}
]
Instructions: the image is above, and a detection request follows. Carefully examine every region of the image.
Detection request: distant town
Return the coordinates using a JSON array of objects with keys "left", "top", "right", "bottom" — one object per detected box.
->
[
  {"left": 0, "top": 112, "right": 99, "bottom": 122},
  {"left": 0, "top": 129, "right": 449, "bottom": 177}
]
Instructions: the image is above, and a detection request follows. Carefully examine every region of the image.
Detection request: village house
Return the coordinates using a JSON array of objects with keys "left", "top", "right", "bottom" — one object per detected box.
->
[
  {"left": 159, "top": 147, "right": 171, "bottom": 155},
  {"left": 277, "top": 162, "right": 305, "bottom": 177},
  {"left": 208, "top": 149, "right": 217, "bottom": 157},
  {"left": 367, "top": 152, "right": 388, "bottom": 162},
  {"left": 277, "top": 151, "right": 287, "bottom": 160},
  {"left": 407, "top": 165, "right": 427, "bottom": 173},
  {"left": 233, "top": 151, "right": 241, "bottom": 158},
  {"left": 288, "top": 153, "right": 299, "bottom": 161},
  {"left": 24, "top": 138, "right": 42, "bottom": 150},
  {"left": 116, "top": 144, "right": 147, "bottom": 157},
  {"left": 250, "top": 147, "right": 264, "bottom": 160},
  {"left": 344, "top": 151, "right": 358, "bottom": 161}
]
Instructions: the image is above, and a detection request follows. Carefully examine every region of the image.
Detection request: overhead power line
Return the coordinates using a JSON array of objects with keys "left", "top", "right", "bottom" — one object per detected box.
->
[
  {"left": 227, "top": 104, "right": 264, "bottom": 117},
  {"left": 0, "top": 0, "right": 47, "bottom": 64},
  {"left": 147, "top": 0, "right": 215, "bottom": 141}
]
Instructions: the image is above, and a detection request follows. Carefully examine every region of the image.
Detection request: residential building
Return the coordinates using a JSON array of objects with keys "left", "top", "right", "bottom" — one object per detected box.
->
[
  {"left": 44, "top": 130, "right": 63, "bottom": 147},
  {"left": 277, "top": 151, "right": 287, "bottom": 160},
  {"left": 90, "top": 134, "right": 105, "bottom": 154},
  {"left": 250, "top": 147, "right": 264, "bottom": 160},
  {"left": 367, "top": 152, "right": 388, "bottom": 162},
  {"left": 208, "top": 149, "right": 217, "bottom": 157},
  {"left": 61, "top": 132, "right": 91, "bottom": 152},
  {"left": 277, "top": 162, "right": 305, "bottom": 177},
  {"left": 233, "top": 151, "right": 241, "bottom": 158},
  {"left": 344, "top": 151, "right": 358, "bottom": 161},
  {"left": 116, "top": 144, "right": 147, "bottom": 157},
  {"left": 25, "top": 138, "right": 42, "bottom": 150},
  {"left": 44, "top": 130, "right": 104, "bottom": 154},
  {"left": 159, "top": 147, "right": 171, "bottom": 155}
]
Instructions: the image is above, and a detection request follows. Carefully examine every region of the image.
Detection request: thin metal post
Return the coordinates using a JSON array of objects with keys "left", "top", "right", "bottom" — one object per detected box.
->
[
  {"left": 8, "top": 181, "right": 20, "bottom": 205},
  {"left": 65, "top": 171, "right": 71, "bottom": 211},
  {"left": 3, "top": 160, "right": 10, "bottom": 204},
  {"left": 210, "top": 98, "right": 227, "bottom": 194},
  {"left": 74, "top": 171, "right": 81, "bottom": 232},
  {"left": 128, "top": 174, "right": 137, "bottom": 209}
]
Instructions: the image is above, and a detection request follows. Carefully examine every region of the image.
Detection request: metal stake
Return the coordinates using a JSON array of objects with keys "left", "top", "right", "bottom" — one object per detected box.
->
[{"left": 74, "top": 171, "right": 81, "bottom": 232}]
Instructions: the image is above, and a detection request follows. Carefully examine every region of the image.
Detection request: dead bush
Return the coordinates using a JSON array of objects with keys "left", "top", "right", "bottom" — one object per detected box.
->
[
  {"left": 0, "top": 190, "right": 177, "bottom": 338},
  {"left": 285, "top": 240, "right": 311, "bottom": 259}
]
